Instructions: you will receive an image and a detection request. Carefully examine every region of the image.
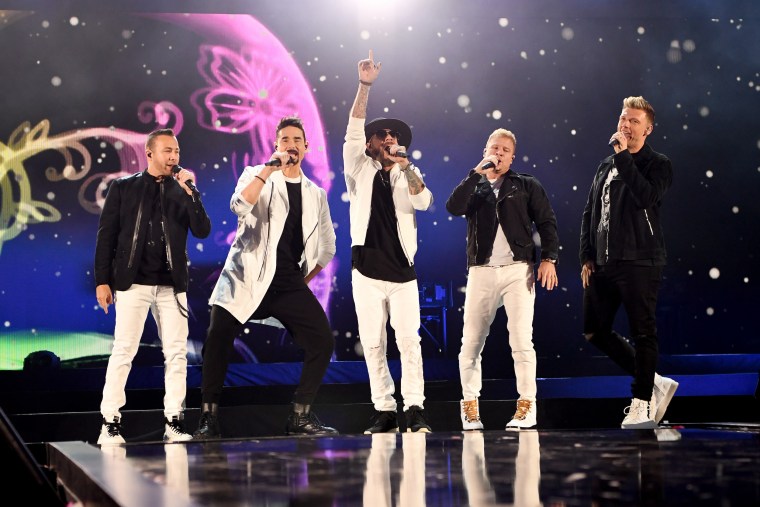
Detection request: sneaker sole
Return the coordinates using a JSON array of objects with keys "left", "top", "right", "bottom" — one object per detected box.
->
[
  {"left": 363, "top": 428, "right": 399, "bottom": 435},
  {"left": 164, "top": 435, "right": 194, "bottom": 442},
  {"left": 654, "top": 380, "right": 679, "bottom": 423},
  {"left": 407, "top": 428, "right": 431, "bottom": 433},
  {"left": 97, "top": 439, "right": 125, "bottom": 445},
  {"left": 621, "top": 419, "right": 658, "bottom": 429},
  {"left": 505, "top": 424, "right": 537, "bottom": 431}
]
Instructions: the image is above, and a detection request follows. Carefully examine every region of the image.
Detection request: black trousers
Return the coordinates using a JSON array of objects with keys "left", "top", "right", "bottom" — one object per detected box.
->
[
  {"left": 200, "top": 284, "right": 334, "bottom": 406},
  {"left": 583, "top": 263, "right": 663, "bottom": 400}
]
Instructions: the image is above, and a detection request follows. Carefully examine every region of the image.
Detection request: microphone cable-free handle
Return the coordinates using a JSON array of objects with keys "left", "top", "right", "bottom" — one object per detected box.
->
[{"left": 172, "top": 165, "right": 198, "bottom": 193}]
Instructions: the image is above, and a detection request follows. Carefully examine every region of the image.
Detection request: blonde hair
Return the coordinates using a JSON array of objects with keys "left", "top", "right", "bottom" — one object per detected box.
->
[
  {"left": 622, "top": 96, "right": 655, "bottom": 125},
  {"left": 486, "top": 128, "right": 517, "bottom": 150}
]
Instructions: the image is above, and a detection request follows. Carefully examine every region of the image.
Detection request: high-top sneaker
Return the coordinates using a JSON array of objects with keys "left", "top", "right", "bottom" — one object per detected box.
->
[
  {"left": 98, "top": 417, "right": 126, "bottom": 445},
  {"left": 621, "top": 398, "right": 657, "bottom": 429},
  {"left": 364, "top": 410, "right": 400, "bottom": 434},
  {"left": 651, "top": 374, "right": 679, "bottom": 423},
  {"left": 460, "top": 399, "right": 484, "bottom": 430},
  {"left": 285, "top": 407, "right": 338, "bottom": 436},
  {"left": 193, "top": 403, "right": 221, "bottom": 440},
  {"left": 404, "top": 405, "right": 432, "bottom": 433},
  {"left": 506, "top": 398, "right": 537, "bottom": 430},
  {"left": 164, "top": 415, "right": 193, "bottom": 442}
]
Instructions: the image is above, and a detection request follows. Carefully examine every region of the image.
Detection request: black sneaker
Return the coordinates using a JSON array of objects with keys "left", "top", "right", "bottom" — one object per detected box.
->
[
  {"left": 285, "top": 411, "right": 338, "bottom": 436},
  {"left": 193, "top": 411, "right": 221, "bottom": 440},
  {"left": 364, "top": 410, "right": 400, "bottom": 434},
  {"left": 404, "top": 406, "right": 431, "bottom": 433}
]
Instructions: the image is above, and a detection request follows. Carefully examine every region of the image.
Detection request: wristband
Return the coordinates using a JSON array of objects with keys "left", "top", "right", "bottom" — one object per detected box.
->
[
  {"left": 255, "top": 175, "right": 267, "bottom": 184},
  {"left": 359, "top": 79, "right": 373, "bottom": 87}
]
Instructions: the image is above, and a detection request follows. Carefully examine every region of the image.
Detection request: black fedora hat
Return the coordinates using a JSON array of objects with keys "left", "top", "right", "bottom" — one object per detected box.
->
[{"left": 365, "top": 117, "right": 413, "bottom": 148}]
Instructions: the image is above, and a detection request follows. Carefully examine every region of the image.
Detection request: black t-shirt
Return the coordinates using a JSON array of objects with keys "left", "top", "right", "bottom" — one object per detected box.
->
[
  {"left": 134, "top": 177, "right": 173, "bottom": 286},
  {"left": 271, "top": 180, "right": 305, "bottom": 291},
  {"left": 352, "top": 169, "right": 416, "bottom": 283}
]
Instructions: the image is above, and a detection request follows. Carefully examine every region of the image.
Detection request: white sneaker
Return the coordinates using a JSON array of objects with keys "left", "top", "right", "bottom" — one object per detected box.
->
[
  {"left": 506, "top": 399, "right": 537, "bottom": 430},
  {"left": 651, "top": 374, "right": 679, "bottom": 423},
  {"left": 621, "top": 398, "right": 657, "bottom": 429},
  {"left": 460, "top": 399, "right": 484, "bottom": 430},
  {"left": 164, "top": 416, "right": 193, "bottom": 442},
  {"left": 97, "top": 417, "right": 126, "bottom": 445}
]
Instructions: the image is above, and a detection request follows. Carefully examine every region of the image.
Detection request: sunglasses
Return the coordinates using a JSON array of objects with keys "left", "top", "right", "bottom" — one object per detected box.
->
[{"left": 373, "top": 129, "right": 400, "bottom": 140}]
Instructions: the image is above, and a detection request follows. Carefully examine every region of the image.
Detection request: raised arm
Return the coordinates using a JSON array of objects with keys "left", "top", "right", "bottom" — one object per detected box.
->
[{"left": 351, "top": 49, "right": 382, "bottom": 119}]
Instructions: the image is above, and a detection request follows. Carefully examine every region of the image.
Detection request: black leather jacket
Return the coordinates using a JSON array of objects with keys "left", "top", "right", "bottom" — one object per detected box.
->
[
  {"left": 579, "top": 144, "right": 672, "bottom": 266},
  {"left": 446, "top": 170, "right": 559, "bottom": 267},
  {"left": 94, "top": 170, "right": 211, "bottom": 292}
]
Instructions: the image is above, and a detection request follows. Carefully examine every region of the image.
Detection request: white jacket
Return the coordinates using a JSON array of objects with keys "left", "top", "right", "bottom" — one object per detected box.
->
[
  {"left": 343, "top": 116, "right": 433, "bottom": 265},
  {"left": 209, "top": 165, "right": 336, "bottom": 324}
]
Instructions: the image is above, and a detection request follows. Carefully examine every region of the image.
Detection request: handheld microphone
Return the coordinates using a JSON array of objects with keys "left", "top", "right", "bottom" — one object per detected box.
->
[
  {"left": 481, "top": 161, "right": 496, "bottom": 170},
  {"left": 608, "top": 138, "right": 620, "bottom": 148},
  {"left": 264, "top": 157, "right": 296, "bottom": 167},
  {"left": 385, "top": 146, "right": 408, "bottom": 158},
  {"left": 171, "top": 165, "right": 198, "bottom": 194}
]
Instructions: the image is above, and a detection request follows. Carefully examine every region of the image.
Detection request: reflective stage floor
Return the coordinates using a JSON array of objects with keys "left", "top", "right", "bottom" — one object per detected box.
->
[{"left": 49, "top": 424, "right": 760, "bottom": 506}]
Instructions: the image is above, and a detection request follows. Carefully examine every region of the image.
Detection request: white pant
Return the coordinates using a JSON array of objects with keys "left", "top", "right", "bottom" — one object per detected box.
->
[
  {"left": 459, "top": 264, "right": 537, "bottom": 401},
  {"left": 352, "top": 269, "right": 425, "bottom": 411},
  {"left": 100, "top": 284, "right": 189, "bottom": 421}
]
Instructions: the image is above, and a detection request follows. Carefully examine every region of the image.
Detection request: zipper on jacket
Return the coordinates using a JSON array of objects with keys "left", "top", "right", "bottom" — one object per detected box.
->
[
  {"left": 643, "top": 210, "right": 654, "bottom": 236},
  {"left": 127, "top": 179, "right": 147, "bottom": 269},
  {"left": 257, "top": 187, "right": 274, "bottom": 281},
  {"left": 159, "top": 180, "right": 174, "bottom": 272}
]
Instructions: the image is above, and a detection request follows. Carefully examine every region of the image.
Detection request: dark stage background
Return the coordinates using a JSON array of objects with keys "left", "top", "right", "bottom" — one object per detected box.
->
[{"left": 1, "top": 0, "right": 758, "bottom": 373}]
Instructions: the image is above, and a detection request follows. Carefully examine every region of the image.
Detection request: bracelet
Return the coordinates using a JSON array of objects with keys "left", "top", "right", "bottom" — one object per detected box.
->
[
  {"left": 255, "top": 175, "right": 267, "bottom": 184},
  {"left": 359, "top": 79, "right": 372, "bottom": 87},
  {"left": 541, "top": 258, "right": 557, "bottom": 265}
]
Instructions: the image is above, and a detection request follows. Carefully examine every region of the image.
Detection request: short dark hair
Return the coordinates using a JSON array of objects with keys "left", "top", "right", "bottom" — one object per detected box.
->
[
  {"left": 276, "top": 116, "right": 306, "bottom": 141},
  {"left": 146, "top": 128, "right": 175, "bottom": 150}
]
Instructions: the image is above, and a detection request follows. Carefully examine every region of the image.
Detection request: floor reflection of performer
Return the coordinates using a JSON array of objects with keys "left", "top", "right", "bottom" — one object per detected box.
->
[
  {"left": 462, "top": 431, "right": 542, "bottom": 507},
  {"left": 164, "top": 443, "right": 190, "bottom": 500},
  {"left": 362, "top": 433, "right": 428, "bottom": 506}
]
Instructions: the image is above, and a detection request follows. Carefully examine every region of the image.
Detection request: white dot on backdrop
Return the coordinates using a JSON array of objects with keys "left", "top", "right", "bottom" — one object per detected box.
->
[
  {"left": 744, "top": 277, "right": 750, "bottom": 283},
  {"left": 498, "top": 18, "right": 509, "bottom": 27},
  {"left": 360, "top": 30, "right": 370, "bottom": 40},
  {"left": 69, "top": 17, "right": 79, "bottom": 26},
  {"left": 438, "top": 56, "right": 447, "bottom": 64},
  {"left": 492, "top": 110, "right": 502, "bottom": 120},
  {"left": 319, "top": 75, "right": 326, "bottom": 82},
  {"left": 731, "top": 206, "right": 739, "bottom": 214},
  {"left": 706, "top": 170, "right": 714, "bottom": 178},
  {"left": 562, "top": 27, "right": 574, "bottom": 40},
  {"left": 709, "top": 267, "right": 720, "bottom": 279},
  {"left": 461, "top": 62, "right": 469, "bottom": 69},
  {"left": 457, "top": 95, "right": 470, "bottom": 107},
  {"left": 683, "top": 39, "right": 696, "bottom": 52},
  {"left": 520, "top": 51, "right": 528, "bottom": 59},
  {"left": 411, "top": 149, "right": 422, "bottom": 160},
  {"left": 341, "top": 192, "right": 349, "bottom": 203},
  {"left": 42, "top": 20, "right": 50, "bottom": 28},
  {"left": 637, "top": 26, "right": 646, "bottom": 35},
  {"left": 699, "top": 106, "right": 710, "bottom": 117},
  {"left": 4, "top": 321, "right": 10, "bottom": 328},
  {"left": 51, "top": 76, "right": 62, "bottom": 86},
  {"left": 706, "top": 307, "right": 715, "bottom": 316},
  {"left": 571, "top": 129, "right": 577, "bottom": 136}
]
